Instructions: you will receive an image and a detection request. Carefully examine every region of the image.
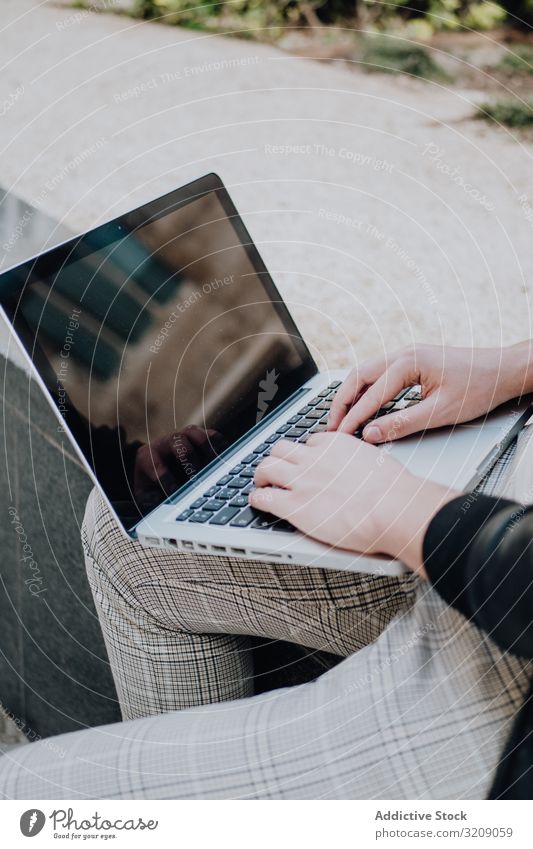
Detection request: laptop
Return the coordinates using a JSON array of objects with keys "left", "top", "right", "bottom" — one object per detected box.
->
[{"left": 0, "top": 173, "right": 530, "bottom": 577}]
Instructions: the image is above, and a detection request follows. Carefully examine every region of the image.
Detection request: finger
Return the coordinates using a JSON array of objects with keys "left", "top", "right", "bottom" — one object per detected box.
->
[
  {"left": 305, "top": 431, "right": 331, "bottom": 448},
  {"left": 254, "top": 457, "right": 297, "bottom": 488},
  {"left": 328, "top": 358, "right": 386, "bottom": 430},
  {"left": 338, "top": 362, "right": 409, "bottom": 434},
  {"left": 363, "top": 397, "right": 439, "bottom": 443},
  {"left": 269, "top": 439, "right": 310, "bottom": 463},
  {"left": 249, "top": 486, "right": 293, "bottom": 518}
]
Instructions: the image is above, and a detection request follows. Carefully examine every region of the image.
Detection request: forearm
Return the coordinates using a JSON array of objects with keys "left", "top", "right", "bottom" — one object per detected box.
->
[
  {"left": 377, "top": 470, "right": 533, "bottom": 657},
  {"left": 377, "top": 473, "right": 458, "bottom": 576},
  {"left": 423, "top": 493, "right": 533, "bottom": 659}
]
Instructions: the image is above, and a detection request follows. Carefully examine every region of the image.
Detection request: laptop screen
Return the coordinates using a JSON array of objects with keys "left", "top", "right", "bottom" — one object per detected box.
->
[{"left": 0, "top": 175, "right": 316, "bottom": 531}]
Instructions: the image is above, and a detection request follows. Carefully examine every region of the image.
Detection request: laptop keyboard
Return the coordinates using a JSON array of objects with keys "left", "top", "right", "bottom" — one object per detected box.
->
[{"left": 175, "top": 380, "right": 421, "bottom": 533}]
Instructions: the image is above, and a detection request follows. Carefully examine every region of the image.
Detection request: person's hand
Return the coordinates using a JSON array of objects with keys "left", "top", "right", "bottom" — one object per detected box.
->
[
  {"left": 328, "top": 344, "right": 524, "bottom": 444},
  {"left": 250, "top": 432, "right": 456, "bottom": 575}
]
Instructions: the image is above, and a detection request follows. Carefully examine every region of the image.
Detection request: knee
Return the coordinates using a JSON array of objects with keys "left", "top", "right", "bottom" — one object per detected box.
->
[
  {"left": 81, "top": 488, "right": 144, "bottom": 602},
  {"left": 81, "top": 489, "right": 189, "bottom": 619},
  {"left": 82, "top": 488, "right": 123, "bottom": 569}
]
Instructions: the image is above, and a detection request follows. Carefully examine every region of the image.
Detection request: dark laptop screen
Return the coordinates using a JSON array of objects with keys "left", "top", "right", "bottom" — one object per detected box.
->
[{"left": 0, "top": 175, "right": 316, "bottom": 531}]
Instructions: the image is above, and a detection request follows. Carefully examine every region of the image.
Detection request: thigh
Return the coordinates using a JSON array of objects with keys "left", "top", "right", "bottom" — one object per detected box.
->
[
  {"left": 83, "top": 489, "right": 417, "bottom": 656},
  {"left": 2, "top": 586, "right": 530, "bottom": 800}
]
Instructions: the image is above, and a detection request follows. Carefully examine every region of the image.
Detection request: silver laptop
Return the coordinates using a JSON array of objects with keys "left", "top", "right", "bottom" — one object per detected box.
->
[{"left": 1, "top": 174, "right": 530, "bottom": 577}]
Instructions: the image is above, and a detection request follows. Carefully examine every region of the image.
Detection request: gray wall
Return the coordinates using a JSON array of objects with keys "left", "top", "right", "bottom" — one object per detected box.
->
[{"left": 0, "top": 191, "right": 120, "bottom": 738}]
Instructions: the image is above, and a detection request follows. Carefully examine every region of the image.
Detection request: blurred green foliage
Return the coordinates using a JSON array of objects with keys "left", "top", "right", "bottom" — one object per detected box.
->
[
  {"left": 360, "top": 36, "right": 448, "bottom": 78},
  {"left": 499, "top": 42, "right": 533, "bottom": 70},
  {"left": 477, "top": 96, "right": 533, "bottom": 124},
  {"left": 132, "top": 0, "right": 533, "bottom": 31}
]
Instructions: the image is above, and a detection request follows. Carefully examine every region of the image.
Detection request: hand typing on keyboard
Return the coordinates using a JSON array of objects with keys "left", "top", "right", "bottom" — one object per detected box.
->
[
  {"left": 327, "top": 344, "right": 518, "bottom": 444},
  {"left": 250, "top": 431, "right": 457, "bottom": 576}
]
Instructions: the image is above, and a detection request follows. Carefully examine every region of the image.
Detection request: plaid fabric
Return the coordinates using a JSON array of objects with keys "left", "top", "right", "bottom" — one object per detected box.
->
[
  {"left": 0, "top": 433, "right": 531, "bottom": 799},
  {"left": 81, "top": 489, "right": 416, "bottom": 719}
]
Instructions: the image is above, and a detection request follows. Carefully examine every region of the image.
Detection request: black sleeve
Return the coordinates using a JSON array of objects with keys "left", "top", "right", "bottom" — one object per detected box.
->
[{"left": 423, "top": 492, "right": 533, "bottom": 660}]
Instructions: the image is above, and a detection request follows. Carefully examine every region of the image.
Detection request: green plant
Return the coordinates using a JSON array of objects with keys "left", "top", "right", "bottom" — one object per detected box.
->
[
  {"left": 128, "top": 0, "right": 533, "bottom": 33},
  {"left": 499, "top": 43, "right": 533, "bottom": 72},
  {"left": 360, "top": 36, "right": 448, "bottom": 79},
  {"left": 463, "top": 1, "right": 507, "bottom": 29},
  {"left": 477, "top": 97, "right": 533, "bottom": 126},
  {"left": 132, "top": 0, "right": 300, "bottom": 27}
]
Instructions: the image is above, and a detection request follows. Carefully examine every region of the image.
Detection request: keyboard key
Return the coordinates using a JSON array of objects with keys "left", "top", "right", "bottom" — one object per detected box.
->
[
  {"left": 230, "top": 464, "right": 245, "bottom": 475},
  {"left": 251, "top": 457, "right": 263, "bottom": 467},
  {"left": 204, "top": 486, "right": 219, "bottom": 498},
  {"left": 265, "top": 433, "right": 282, "bottom": 444},
  {"left": 310, "top": 423, "right": 327, "bottom": 433},
  {"left": 190, "top": 497, "right": 206, "bottom": 509},
  {"left": 203, "top": 499, "right": 225, "bottom": 512},
  {"left": 176, "top": 509, "right": 193, "bottom": 521},
  {"left": 229, "top": 494, "right": 248, "bottom": 508},
  {"left": 297, "top": 405, "right": 312, "bottom": 415},
  {"left": 209, "top": 506, "right": 240, "bottom": 525},
  {"left": 253, "top": 513, "right": 295, "bottom": 532},
  {"left": 310, "top": 396, "right": 322, "bottom": 405},
  {"left": 329, "top": 380, "right": 342, "bottom": 388},
  {"left": 298, "top": 418, "right": 317, "bottom": 429},
  {"left": 253, "top": 443, "right": 269, "bottom": 454},
  {"left": 242, "top": 454, "right": 256, "bottom": 464},
  {"left": 271, "top": 520, "right": 296, "bottom": 533},
  {"left": 287, "top": 427, "right": 306, "bottom": 437},
  {"left": 217, "top": 488, "right": 234, "bottom": 501},
  {"left": 240, "top": 467, "right": 256, "bottom": 478},
  {"left": 318, "top": 388, "right": 330, "bottom": 397},
  {"left": 216, "top": 474, "right": 232, "bottom": 486},
  {"left": 287, "top": 415, "right": 302, "bottom": 424},
  {"left": 276, "top": 423, "right": 291, "bottom": 433},
  {"left": 230, "top": 507, "right": 259, "bottom": 527},
  {"left": 316, "top": 402, "right": 332, "bottom": 411},
  {"left": 228, "top": 477, "right": 249, "bottom": 489},
  {"left": 242, "top": 484, "right": 254, "bottom": 495},
  {"left": 306, "top": 410, "right": 325, "bottom": 420},
  {"left": 190, "top": 511, "right": 212, "bottom": 523},
  {"left": 252, "top": 513, "right": 279, "bottom": 529}
]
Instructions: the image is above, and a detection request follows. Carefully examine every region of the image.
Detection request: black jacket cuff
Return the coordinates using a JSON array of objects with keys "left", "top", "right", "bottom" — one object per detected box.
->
[{"left": 423, "top": 492, "right": 518, "bottom": 620}]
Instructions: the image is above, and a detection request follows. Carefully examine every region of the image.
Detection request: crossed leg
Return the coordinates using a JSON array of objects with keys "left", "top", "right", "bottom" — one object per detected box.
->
[
  {"left": 0, "top": 490, "right": 530, "bottom": 799},
  {"left": 80, "top": 489, "right": 415, "bottom": 718}
]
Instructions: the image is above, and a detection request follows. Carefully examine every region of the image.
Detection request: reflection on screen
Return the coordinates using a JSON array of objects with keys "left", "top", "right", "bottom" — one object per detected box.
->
[{"left": 2, "top": 189, "right": 315, "bottom": 529}]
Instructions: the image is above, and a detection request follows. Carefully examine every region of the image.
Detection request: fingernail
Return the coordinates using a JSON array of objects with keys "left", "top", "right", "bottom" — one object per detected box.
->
[{"left": 363, "top": 425, "right": 381, "bottom": 443}]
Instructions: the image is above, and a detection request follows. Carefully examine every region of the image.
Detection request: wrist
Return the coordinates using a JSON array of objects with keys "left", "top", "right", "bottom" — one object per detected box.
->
[
  {"left": 378, "top": 474, "right": 458, "bottom": 577},
  {"left": 499, "top": 341, "right": 533, "bottom": 402}
]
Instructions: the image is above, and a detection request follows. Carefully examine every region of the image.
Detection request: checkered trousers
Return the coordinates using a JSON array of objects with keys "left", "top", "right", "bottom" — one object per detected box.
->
[
  {"left": 79, "top": 488, "right": 416, "bottom": 719},
  {"left": 0, "top": 435, "right": 531, "bottom": 799}
]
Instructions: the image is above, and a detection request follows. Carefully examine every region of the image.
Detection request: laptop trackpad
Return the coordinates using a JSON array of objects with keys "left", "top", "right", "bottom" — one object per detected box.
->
[{"left": 386, "top": 402, "right": 530, "bottom": 491}]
